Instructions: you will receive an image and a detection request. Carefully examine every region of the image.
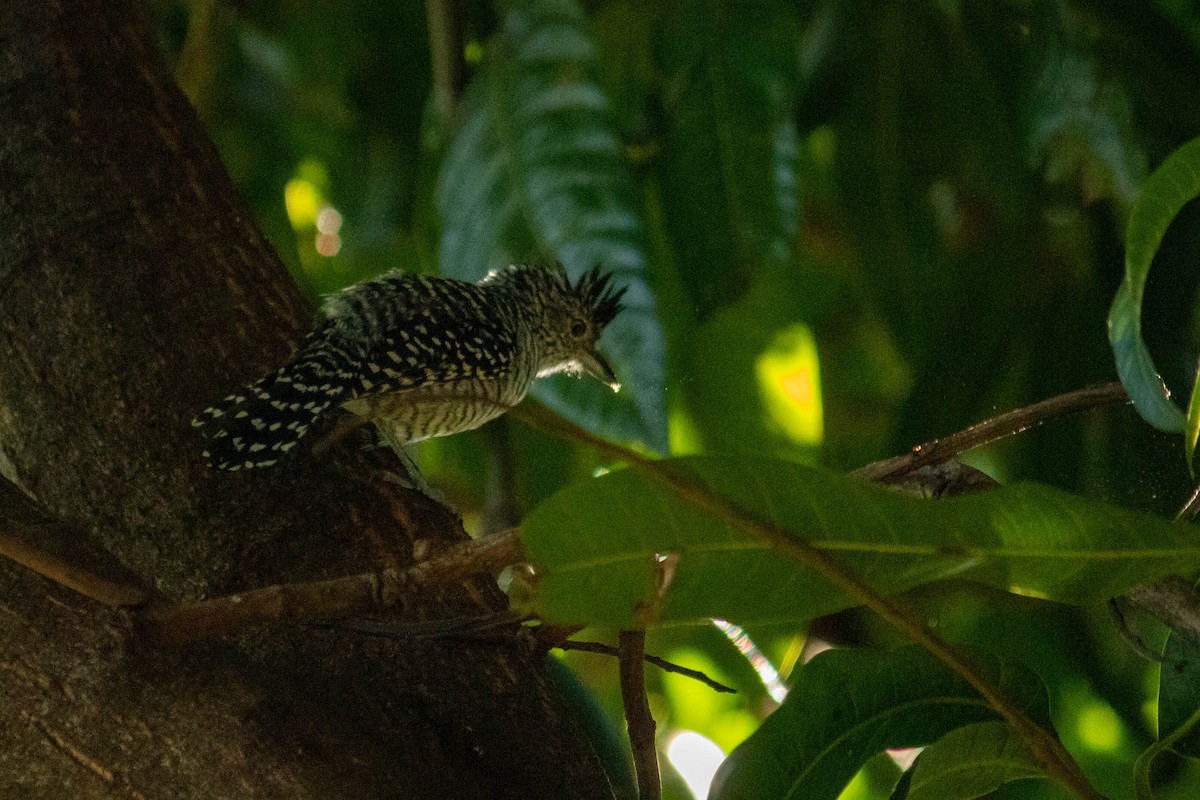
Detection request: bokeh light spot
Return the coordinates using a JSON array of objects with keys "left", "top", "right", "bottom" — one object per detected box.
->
[{"left": 666, "top": 731, "right": 724, "bottom": 800}]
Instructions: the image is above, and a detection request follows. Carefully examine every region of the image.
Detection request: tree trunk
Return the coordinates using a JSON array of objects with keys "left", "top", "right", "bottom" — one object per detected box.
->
[{"left": 0, "top": 1, "right": 616, "bottom": 797}]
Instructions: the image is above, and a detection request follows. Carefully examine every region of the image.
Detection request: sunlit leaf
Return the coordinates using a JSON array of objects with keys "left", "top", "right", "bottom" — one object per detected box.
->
[
  {"left": 906, "top": 721, "right": 1044, "bottom": 800},
  {"left": 519, "top": 455, "right": 1200, "bottom": 628},
  {"left": 436, "top": 0, "right": 667, "bottom": 450},
  {"left": 708, "top": 647, "right": 1050, "bottom": 800},
  {"left": 755, "top": 324, "right": 823, "bottom": 446},
  {"left": 681, "top": 277, "right": 829, "bottom": 459},
  {"left": 1187, "top": 363, "right": 1200, "bottom": 470},
  {"left": 1108, "top": 135, "right": 1200, "bottom": 434}
]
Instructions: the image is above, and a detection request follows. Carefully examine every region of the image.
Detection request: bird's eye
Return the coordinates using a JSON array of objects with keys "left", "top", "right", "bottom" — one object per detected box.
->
[{"left": 570, "top": 319, "right": 588, "bottom": 337}]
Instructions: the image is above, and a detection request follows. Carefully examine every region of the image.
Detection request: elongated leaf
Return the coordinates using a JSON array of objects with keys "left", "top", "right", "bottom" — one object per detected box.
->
[
  {"left": 1188, "top": 364, "right": 1200, "bottom": 470},
  {"left": 436, "top": 0, "right": 667, "bottom": 451},
  {"left": 519, "top": 455, "right": 1200, "bottom": 628},
  {"left": 907, "top": 721, "right": 1043, "bottom": 800},
  {"left": 654, "top": 0, "right": 799, "bottom": 319},
  {"left": 1108, "top": 135, "right": 1200, "bottom": 435},
  {"left": 709, "top": 647, "right": 1050, "bottom": 800},
  {"left": 1157, "top": 630, "right": 1200, "bottom": 761}
]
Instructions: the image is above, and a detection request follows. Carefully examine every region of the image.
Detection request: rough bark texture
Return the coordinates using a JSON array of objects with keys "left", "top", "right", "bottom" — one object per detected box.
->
[{"left": 0, "top": 1, "right": 616, "bottom": 797}]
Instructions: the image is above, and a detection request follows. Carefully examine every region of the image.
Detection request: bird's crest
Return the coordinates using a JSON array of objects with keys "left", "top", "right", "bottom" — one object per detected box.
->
[{"left": 573, "top": 265, "right": 627, "bottom": 329}]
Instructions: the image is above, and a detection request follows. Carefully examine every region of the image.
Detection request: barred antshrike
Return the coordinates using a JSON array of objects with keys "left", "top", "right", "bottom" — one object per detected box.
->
[{"left": 194, "top": 264, "right": 625, "bottom": 470}]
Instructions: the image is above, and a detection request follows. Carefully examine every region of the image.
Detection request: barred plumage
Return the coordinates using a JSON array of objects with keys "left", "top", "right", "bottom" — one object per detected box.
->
[{"left": 193, "top": 263, "right": 626, "bottom": 471}]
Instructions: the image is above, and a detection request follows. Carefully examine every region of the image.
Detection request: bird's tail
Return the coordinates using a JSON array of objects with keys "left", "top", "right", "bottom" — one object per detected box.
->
[{"left": 193, "top": 333, "right": 358, "bottom": 470}]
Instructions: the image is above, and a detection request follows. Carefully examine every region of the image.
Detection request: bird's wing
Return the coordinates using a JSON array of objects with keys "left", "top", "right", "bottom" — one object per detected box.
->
[{"left": 340, "top": 277, "right": 519, "bottom": 398}]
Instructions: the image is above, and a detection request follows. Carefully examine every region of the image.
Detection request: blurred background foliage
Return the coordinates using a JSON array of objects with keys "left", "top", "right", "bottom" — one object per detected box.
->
[{"left": 152, "top": 0, "right": 1200, "bottom": 797}]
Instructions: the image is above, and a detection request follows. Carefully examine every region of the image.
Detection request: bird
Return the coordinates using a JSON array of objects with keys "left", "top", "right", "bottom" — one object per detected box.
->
[{"left": 193, "top": 263, "right": 626, "bottom": 471}]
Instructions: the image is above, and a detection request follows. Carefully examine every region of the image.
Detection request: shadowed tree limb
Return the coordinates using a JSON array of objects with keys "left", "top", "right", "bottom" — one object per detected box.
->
[{"left": 0, "top": 1, "right": 617, "bottom": 796}]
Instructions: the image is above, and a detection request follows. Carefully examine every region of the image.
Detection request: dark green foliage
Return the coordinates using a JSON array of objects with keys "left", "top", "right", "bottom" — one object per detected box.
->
[
  {"left": 708, "top": 648, "right": 1049, "bottom": 800},
  {"left": 161, "top": 0, "right": 1200, "bottom": 796}
]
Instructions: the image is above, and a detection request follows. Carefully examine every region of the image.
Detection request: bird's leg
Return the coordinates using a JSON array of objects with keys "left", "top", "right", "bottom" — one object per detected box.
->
[
  {"left": 311, "top": 412, "right": 373, "bottom": 456},
  {"left": 378, "top": 444, "right": 454, "bottom": 512}
]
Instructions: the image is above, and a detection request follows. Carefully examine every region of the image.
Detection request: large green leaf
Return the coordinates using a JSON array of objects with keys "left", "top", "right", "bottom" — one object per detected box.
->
[
  {"left": 435, "top": 0, "right": 667, "bottom": 451},
  {"left": 708, "top": 647, "right": 1050, "bottom": 800},
  {"left": 1108, "top": 135, "right": 1200, "bottom": 435},
  {"left": 906, "top": 721, "right": 1044, "bottom": 800},
  {"left": 519, "top": 455, "right": 1200, "bottom": 628},
  {"left": 653, "top": 0, "right": 800, "bottom": 319}
]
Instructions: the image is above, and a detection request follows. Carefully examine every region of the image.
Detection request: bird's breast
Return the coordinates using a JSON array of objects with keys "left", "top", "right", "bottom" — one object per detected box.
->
[{"left": 342, "top": 372, "right": 533, "bottom": 446}]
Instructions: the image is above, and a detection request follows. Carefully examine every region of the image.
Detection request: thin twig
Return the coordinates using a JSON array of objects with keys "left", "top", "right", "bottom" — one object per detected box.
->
[
  {"left": 0, "top": 477, "right": 149, "bottom": 608},
  {"left": 514, "top": 400, "right": 1102, "bottom": 799},
  {"left": 558, "top": 639, "right": 737, "bottom": 694},
  {"left": 1175, "top": 481, "right": 1200, "bottom": 522},
  {"left": 135, "top": 528, "right": 523, "bottom": 649},
  {"left": 619, "top": 630, "right": 661, "bottom": 800},
  {"left": 853, "top": 382, "right": 1131, "bottom": 482}
]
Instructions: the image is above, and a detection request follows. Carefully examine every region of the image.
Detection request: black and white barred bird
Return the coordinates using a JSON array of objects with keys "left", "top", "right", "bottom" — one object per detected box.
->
[{"left": 194, "top": 263, "right": 626, "bottom": 471}]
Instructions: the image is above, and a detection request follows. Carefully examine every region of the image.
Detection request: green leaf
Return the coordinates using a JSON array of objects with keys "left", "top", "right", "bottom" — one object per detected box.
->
[
  {"left": 1156, "top": 630, "right": 1200, "bottom": 761},
  {"left": 654, "top": 0, "right": 800, "bottom": 319},
  {"left": 519, "top": 455, "right": 1200, "bottom": 628},
  {"left": 435, "top": 0, "right": 667, "bottom": 451},
  {"left": 1187, "top": 363, "right": 1200, "bottom": 470},
  {"left": 1027, "top": 5, "right": 1147, "bottom": 207},
  {"left": 1136, "top": 694, "right": 1200, "bottom": 799},
  {"left": 543, "top": 657, "right": 638, "bottom": 800},
  {"left": 907, "top": 721, "right": 1044, "bottom": 800},
  {"left": 708, "top": 647, "right": 1050, "bottom": 800},
  {"left": 1108, "top": 135, "right": 1200, "bottom": 434}
]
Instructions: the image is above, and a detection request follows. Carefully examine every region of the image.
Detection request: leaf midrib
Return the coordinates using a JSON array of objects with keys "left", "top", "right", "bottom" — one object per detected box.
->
[{"left": 541, "top": 537, "right": 1200, "bottom": 573}]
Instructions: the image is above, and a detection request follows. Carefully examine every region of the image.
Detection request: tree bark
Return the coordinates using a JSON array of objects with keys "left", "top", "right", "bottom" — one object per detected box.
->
[{"left": 0, "top": 1, "right": 616, "bottom": 797}]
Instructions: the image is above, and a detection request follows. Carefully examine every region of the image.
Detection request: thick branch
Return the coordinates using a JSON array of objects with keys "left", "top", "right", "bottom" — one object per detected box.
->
[
  {"left": 136, "top": 530, "right": 523, "bottom": 648},
  {"left": 1127, "top": 577, "right": 1200, "bottom": 647}
]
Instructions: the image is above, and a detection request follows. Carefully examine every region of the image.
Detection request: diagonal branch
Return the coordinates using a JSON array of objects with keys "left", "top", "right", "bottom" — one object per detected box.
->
[
  {"left": 134, "top": 529, "right": 523, "bottom": 649},
  {"left": 512, "top": 400, "right": 1102, "bottom": 798},
  {"left": 853, "top": 382, "right": 1131, "bottom": 482},
  {"left": 0, "top": 476, "right": 149, "bottom": 608}
]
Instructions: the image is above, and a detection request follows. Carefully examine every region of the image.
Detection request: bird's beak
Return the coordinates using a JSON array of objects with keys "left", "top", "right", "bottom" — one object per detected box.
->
[{"left": 579, "top": 350, "right": 621, "bottom": 392}]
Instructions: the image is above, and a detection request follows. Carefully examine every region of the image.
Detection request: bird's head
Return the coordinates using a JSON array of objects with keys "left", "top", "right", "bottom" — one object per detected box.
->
[{"left": 491, "top": 263, "right": 626, "bottom": 390}]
